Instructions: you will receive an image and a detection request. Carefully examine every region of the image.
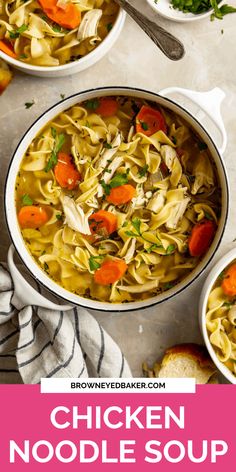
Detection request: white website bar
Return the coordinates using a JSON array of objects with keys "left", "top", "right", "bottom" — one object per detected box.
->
[{"left": 41, "top": 378, "right": 196, "bottom": 394}]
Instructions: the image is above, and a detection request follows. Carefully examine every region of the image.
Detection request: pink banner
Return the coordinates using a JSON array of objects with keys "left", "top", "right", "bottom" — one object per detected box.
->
[{"left": 0, "top": 385, "right": 234, "bottom": 471}]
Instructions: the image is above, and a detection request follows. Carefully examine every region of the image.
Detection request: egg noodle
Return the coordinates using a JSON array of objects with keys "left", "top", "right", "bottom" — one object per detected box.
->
[
  {"left": 0, "top": 0, "right": 118, "bottom": 66},
  {"left": 15, "top": 95, "right": 221, "bottom": 303}
]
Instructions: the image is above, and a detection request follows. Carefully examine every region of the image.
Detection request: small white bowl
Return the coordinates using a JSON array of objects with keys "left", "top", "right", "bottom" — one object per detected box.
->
[
  {"left": 147, "top": 0, "right": 223, "bottom": 23},
  {"left": 199, "top": 248, "right": 236, "bottom": 384},
  {"left": 0, "top": 8, "right": 126, "bottom": 78}
]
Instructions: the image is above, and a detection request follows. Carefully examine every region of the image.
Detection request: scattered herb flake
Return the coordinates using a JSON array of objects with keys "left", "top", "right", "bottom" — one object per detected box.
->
[
  {"left": 25, "top": 100, "right": 35, "bottom": 109},
  {"left": 166, "top": 244, "right": 176, "bottom": 255},
  {"left": 89, "top": 255, "right": 103, "bottom": 271},
  {"left": 22, "top": 194, "right": 33, "bottom": 206},
  {"left": 138, "top": 164, "right": 149, "bottom": 178}
]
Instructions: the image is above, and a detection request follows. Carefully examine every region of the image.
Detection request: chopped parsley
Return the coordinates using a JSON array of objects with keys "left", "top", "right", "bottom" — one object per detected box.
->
[
  {"left": 56, "top": 213, "right": 63, "bottom": 220},
  {"left": 104, "top": 142, "right": 112, "bottom": 149},
  {"left": 106, "top": 23, "right": 113, "bottom": 32},
  {"left": 22, "top": 194, "right": 33, "bottom": 206},
  {"left": 138, "top": 164, "right": 149, "bottom": 178},
  {"left": 141, "top": 121, "right": 149, "bottom": 131},
  {"left": 9, "top": 24, "right": 28, "bottom": 39},
  {"left": 44, "top": 128, "right": 65, "bottom": 172},
  {"left": 101, "top": 171, "right": 129, "bottom": 196},
  {"left": 166, "top": 244, "right": 176, "bottom": 255},
  {"left": 25, "top": 100, "right": 35, "bottom": 109},
  {"left": 85, "top": 99, "right": 100, "bottom": 111},
  {"left": 60, "top": 93, "right": 65, "bottom": 100},
  {"left": 198, "top": 141, "right": 208, "bottom": 151},
  {"left": 89, "top": 255, "right": 103, "bottom": 271}
]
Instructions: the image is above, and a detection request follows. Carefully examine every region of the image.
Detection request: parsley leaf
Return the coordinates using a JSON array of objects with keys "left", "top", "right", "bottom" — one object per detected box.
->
[
  {"left": 25, "top": 100, "right": 35, "bottom": 109},
  {"left": 138, "top": 164, "right": 149, "bottom": 178},
  {"left": 22, "top": 194, "right": 33, "bottom": 206},
  {"left": 89, "top": 256, "right": 103, "bottom": 271},
  {"left": 166, "top": 244, "right": 176, "bottom": 255},
  {"left": 85, "top": 99, "right": 100, "bottom": 111},
  {"left": 101, "top": 172, "right": 129, "bottom": 196},
  {"left": 10, "top": 24, "right": 28, "bottom": 39},
  {"left": 141, "top": 121, "right": 149, "bottom": 131},
  {"left": 44, "top": 129, "right": 65, "bottom": 172}
]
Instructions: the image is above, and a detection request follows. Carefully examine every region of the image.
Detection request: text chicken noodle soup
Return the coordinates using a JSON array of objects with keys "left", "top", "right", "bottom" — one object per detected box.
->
[
  {"left": 15, "top": 95, "right": 222, "bottom": 303},
  {"left": 206, "top": 261, "right": 236, "bottom": 377},
  {"left": 0, "top": 0, "right": 118, "bottom": 66}
]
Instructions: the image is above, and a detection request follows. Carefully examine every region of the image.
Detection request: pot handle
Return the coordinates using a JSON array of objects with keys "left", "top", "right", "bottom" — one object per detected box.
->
[
  {"left": 8, "top": 245, "right": 72, "bottom": 311},
  {"left": 159, "top": 87, "right": 227, "bottom": 155}
]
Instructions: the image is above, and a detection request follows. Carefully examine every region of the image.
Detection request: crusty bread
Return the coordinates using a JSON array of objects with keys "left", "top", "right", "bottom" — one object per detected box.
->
[
  {"left": 158, "top": 343, "right": 217, "bottom": 384},
  {"left": 0, "top": 59, "right": 13, "bottom": 95}
]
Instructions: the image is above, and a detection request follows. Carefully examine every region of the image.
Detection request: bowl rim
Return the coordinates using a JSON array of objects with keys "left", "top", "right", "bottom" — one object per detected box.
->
[
  {"left": 0, "top": 7, "right": 125, "bottom": 72},
  {"left": 4, "top": 85, "right": 229, "bottom": 312},
  {"left": 199, "top": 248, "right": 236, "bottom": 384}
]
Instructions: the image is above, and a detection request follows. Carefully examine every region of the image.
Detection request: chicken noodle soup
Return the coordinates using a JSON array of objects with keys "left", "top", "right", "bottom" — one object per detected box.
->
[
  {"left": 206, "top": 261, "right": 236, "bottom": 377},
  {"left": 0, "top": 0, "right": 118, "bottom": 66},
  {"left": 15, "top": 95, "right": 221, "bottom": 303}
]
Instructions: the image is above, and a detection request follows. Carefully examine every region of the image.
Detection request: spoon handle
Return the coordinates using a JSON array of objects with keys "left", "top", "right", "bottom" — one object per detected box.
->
[{"left": 115, "top": 0, "right": 185, "bottom": 61}]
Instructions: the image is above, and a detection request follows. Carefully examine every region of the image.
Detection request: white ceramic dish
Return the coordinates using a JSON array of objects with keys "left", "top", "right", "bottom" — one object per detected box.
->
[
  {"left": 0, "top": 8, "right": 126, "bottom": 78},
  {"left": 147, "top": 0, "right": 224, "bottom": 23},
  {"left": 199, "top": 248, "right": 236, "bottom": 384},
  {"left": 5, "top": 86, "right": 229, "bottom": 312}
]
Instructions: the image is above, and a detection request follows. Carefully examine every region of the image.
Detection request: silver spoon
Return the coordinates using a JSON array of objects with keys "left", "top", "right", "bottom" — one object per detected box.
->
[{"left": 114, "top": 0, "right": 185, "bottom": 61}]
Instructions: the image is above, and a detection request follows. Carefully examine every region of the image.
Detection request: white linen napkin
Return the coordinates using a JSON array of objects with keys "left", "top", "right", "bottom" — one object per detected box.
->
[{"left": 0, "top": 246, "right": 132, "bottom": 384}]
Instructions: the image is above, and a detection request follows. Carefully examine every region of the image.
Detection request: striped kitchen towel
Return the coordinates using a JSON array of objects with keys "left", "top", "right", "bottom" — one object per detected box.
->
[{"left": 0, "top": 249, "right": 132, "bottom": 384}]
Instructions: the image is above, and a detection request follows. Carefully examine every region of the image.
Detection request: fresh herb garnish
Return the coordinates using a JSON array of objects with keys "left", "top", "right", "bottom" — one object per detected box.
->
[
  {"left": 85, "top": 99, "right": 100, "bottom": 111},
  {"left": 218, "top": 270, "right": 226, "bottom": 280},
  {"left": 125, "top": 218, "right": 163, "bottom": 249},
  {"left": 106, "top": 23, "right": 113, "bottom": 32},
  {"left": 104, "top": 142, "right": 112, "bottom": 149},
  {"left": 141, "top": 121, "right": 149, "bottom": 131},
  {"left": 44, "top": 128, "right": 65, "bottom": 172},
  {"left": 22, "top": 194, "right": 33, "bottom": 206},
  {"left": 60, "top": 93, "right": 65, "bottom": 100},
  {"left": 163, "top": 282, "right": 174, "bottom": 290},
  {"left": 56, "top": 213, "right": 63, "bottom": 220},
  {"left": 198, "top": 141, "right": 208, "bottom": 151},
  {"left": 138, "top": 164, "right": 149, "bottom": 178},
  {"left": 101, "top": 171, "right": 129, "bottom": 196},
  {"left": 146, "top": 244, "right": 160, "bottom": 253},
  {"left": 205, "top": 212, "right": 213, "bottom": 220},
  {"left": 89, "top": 255, "right": 103, "bottom": 271},
  {"left": 171, "top": 0, "right": 236, "bottom": 20},
  {"left": 25, "top": 100, "right": 35, "bottom": 109},
  {"left": 10, "top": 24, "right": 28, "bottom": 39},
  {"left": 166, "top": 244, "right": 176, "bottom": 255}
]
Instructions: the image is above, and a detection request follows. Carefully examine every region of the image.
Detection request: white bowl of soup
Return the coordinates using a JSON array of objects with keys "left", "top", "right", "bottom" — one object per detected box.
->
[
  {"left": 0, "top": 1, "right": 125, "bottom": 77},
  {"left": 199, "top": 249, "right": 236, "bottom": 384},
  {"left": 5, "top": 86, "right": 229, "bottom": 312}
]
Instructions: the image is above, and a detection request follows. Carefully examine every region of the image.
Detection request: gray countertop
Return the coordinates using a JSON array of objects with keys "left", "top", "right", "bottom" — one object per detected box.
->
[{"left": 1, "top": 0, "right": 236, "bottom": 377}]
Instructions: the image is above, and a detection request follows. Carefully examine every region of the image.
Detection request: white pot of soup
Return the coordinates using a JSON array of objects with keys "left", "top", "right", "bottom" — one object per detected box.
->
[
  {"left": 5, "top": 86, "right": 229, "bottom": 312},
  {"left": 0, "top": 1, "right": 125, "bottom": 77}
]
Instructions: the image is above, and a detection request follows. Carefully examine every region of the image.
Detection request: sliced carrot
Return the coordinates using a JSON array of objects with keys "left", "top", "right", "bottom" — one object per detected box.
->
[
  {"left": 89, "top": 210, "right": 118, "bottom": 236},
  {"left": 221, "top": 264, "right": 236, "bottom": 297},
  {"left": 96, "top": 98, "right": 119, "bottom": 118},
  {"left": 54, "top": 153, "right": 81, "bottom": 190},
  {"left": 188, "top": 219, "right": 216, "bottom": 257},
  {"left": 0, "top": 40, "right": 17, "bottom": 59},
  {"left": 18, "top": 206, "right": 49, "bottom": 229},
  {"left": 38, "top": 0, "right": 58, "bottom": 12},
  {"left": 94, "top": 259, "right": 128, "bottom": 285},
  {"left": 107, "top": 184, "right": 135, "bottom": 205},
  {"left": 136, "top": 105, "right": 167, "bottom": 137},
  {"left": 38, "top": 0, "right": 81, "bottom": 29}
]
